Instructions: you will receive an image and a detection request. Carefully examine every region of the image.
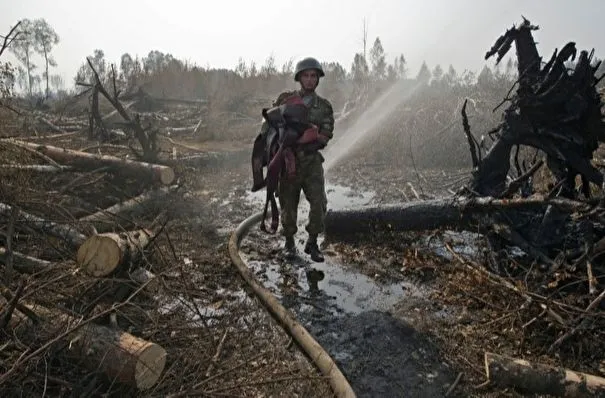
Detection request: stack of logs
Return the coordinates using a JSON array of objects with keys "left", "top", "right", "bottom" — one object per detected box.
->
[{"left": 0, "top": 137, "right": 177, "bottom": 391}]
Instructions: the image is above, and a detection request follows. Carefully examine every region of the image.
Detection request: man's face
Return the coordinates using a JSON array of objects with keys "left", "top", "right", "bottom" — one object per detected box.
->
[{"left": 299, "top": 69, "right": 319, "bottom": 91}]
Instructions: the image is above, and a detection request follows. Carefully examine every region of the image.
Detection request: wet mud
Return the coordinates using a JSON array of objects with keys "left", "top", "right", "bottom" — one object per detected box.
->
[{"left": 240, "top": 183, "right": 462, "bottom": 397}]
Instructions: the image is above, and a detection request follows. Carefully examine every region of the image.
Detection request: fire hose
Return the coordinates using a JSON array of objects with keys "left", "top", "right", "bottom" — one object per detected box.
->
[{"left": 228, "top": 211, "right": 356, "bottom": 398}]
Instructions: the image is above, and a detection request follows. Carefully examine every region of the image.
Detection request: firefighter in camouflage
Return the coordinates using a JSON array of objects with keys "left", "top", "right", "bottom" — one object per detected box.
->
[{"left": 272, "top": 57, "right": 334, "bottom": 262}]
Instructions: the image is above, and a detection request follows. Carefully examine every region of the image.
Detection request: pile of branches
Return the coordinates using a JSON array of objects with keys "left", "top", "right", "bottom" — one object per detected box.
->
[
  {"left": 0, "top": 99, "right": 329, "bottom": 397},
  {"left": 0, "top": 130, "right": 181, "bottom": 394}
]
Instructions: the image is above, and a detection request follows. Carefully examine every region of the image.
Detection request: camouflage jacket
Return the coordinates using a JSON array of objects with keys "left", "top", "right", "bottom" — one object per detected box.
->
[{"left": 272, "top": 90, "right": 335, "bottom": 143}]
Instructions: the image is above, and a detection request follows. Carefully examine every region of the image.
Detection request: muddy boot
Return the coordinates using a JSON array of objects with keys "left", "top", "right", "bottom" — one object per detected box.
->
[
  {"left": 284, "top": 236, "right": 296, "bottom": 258},
  {"left": 304, "top": 235, "right": 324, "bottom": 262}
]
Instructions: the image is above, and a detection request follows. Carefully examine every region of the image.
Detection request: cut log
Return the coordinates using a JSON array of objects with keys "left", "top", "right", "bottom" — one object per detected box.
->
[
  {"left": 80, "top": 186, "right": 176, "bottom": 231},
  {"left": 0, "top": 164, "right": 72, "bottom": 172},
  {"left": 66, "top": 318, "right": 166, "bottom": 390},
  {"left": 2, "top": 139, "right": 175, "bottom": 185},
  {"left": 37, "top": 116, "right": 67, "bottom": 134},
  {"left": 484, "top": 352, "right": 605, "bottom": 397},
  {"left": 324, "top": 196, "right": 588, "bottom": 237},
  {"left": 0, "top": 203, "right": 87, "bottom": 248},
  {"left": 76, "top": 229, "right": 153, "bottom": 277},
  {"left": 1, "top": 300, "right": 166, "bottom": 390},
  {"left": 0, "top": 247, "right": 52, "bottom": 273}
]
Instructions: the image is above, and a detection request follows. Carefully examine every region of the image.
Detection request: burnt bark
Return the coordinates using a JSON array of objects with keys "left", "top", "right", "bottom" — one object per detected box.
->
[
  {"left": 468, "top": 18, "right": 605, "bottom": 199},
  {"left": 325, "top": 196, "right": 587, "bottom": 240}
]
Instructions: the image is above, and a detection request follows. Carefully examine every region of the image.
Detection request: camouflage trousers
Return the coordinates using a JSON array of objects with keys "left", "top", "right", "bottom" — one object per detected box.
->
[{"left": 278, "top": 151, "right": 327, "bottom": 237}]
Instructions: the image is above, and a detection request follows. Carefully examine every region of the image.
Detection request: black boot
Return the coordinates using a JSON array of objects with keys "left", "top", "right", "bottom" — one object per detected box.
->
[
  {"left": 284, "top": 236, "right": 296, "bottom": 258},
  {"left": 304, "top": 235, "right": 324, "bottom": 262}
]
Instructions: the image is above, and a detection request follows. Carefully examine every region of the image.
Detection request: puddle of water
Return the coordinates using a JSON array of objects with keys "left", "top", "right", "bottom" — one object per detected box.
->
[
  {"left": 243, "top": 246, "right": 414, "bottom": 316},
  {"left": 245, "top": 183, "right": 375, "bottom": 211},
  {"left": 241, "top": 183, "right": 424, "bottom": 317}
]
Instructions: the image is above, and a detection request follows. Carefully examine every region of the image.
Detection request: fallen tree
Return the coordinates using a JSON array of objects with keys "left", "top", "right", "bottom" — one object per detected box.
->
[
  {"left": 325, "top": 17, "right": 605, "bottom": 270},
  {"left": 80, "top": 185, "right": 177, "bottom": 231},
  {"left": 325, "top": 196, "right": 590, "bottom": 236},
  {"left": 1, "top": 139, "right": 175, "bottom": 185},
  {"left": 0, "top": 202, "right": 87, "bottom": 248}
]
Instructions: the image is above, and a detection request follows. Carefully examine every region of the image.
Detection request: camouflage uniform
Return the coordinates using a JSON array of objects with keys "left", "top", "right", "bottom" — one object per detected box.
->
[{"left": 271, "top": 90, "right": 334, "bottom": 238}]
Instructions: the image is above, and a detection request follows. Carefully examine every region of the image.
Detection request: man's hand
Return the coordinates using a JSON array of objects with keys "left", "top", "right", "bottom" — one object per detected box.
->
[
  {"left": 317, "top": 133, "right": 329, "bottom": 145},
  {"left": 297, "top": 124, "right": 330, "bottom": 152},
  {"left": 314, "top": 123, "right": 330, "bottom": 146},
  {"left": 297, "top": 124, "right": 319, "bottom": 144}
]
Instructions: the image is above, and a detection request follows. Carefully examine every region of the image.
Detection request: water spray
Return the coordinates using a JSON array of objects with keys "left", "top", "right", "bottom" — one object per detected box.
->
[{"left": 323, "top": 79, "right": 423, "bottom": 172}]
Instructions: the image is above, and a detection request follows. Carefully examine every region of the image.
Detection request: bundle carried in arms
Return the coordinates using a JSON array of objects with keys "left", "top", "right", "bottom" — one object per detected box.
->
[{"left": 251, "top": 95, "right": 320, "bottom": 233}]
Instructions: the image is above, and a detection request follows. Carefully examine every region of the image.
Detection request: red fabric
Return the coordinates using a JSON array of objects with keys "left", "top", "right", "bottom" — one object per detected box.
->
[
  {"left": 282, "top": 94, "right": 305, "bottom": 106},
  {"left": 284, "top": 148, "right": 296, "bottom": 180}
]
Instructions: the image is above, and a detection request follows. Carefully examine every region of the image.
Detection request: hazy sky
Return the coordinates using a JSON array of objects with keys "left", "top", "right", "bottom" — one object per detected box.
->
[{"left": 2, "top": 0, "right": 604, "bottom": 86}]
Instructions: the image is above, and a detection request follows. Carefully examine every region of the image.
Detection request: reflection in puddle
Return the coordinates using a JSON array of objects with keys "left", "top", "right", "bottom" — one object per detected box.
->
[{"left": 244, "top": 251, "right": 407, "bottom": 316}]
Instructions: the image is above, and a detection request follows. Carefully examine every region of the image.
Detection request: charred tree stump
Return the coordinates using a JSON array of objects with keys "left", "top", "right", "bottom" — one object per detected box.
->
[{"left": 467, "top": 17, "right": 605, "bottom": 199}]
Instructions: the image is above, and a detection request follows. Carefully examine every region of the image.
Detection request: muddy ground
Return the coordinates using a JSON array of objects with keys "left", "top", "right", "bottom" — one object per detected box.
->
[
  {"left": 196, "top": 144, "right": 550, "bottom": 398},
  {"left": 3, "top": 116, "right": 602, "bottom": 397},
  {"left": 221, "top": 144, "right": 605, "bottom": 398}
]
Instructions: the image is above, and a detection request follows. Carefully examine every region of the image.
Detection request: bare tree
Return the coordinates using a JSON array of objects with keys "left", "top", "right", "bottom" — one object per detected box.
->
[
  {"left": 32, "top": 18, "right": 59, "bottom": 98},
  {"left": 0, "top": 21, "right": 21, "bottom": 98},
  {"left": 75, "top": 49, "right": 107, "bottom": 87},
  {"left": 362, "top": 18, "right": 368, "bottom": 61},
  {"left": 9, "top": 19, "right": 37, "bottom": 96},
  {"left": 0, "top": 21, "right": 21, "bottom": 58}
]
